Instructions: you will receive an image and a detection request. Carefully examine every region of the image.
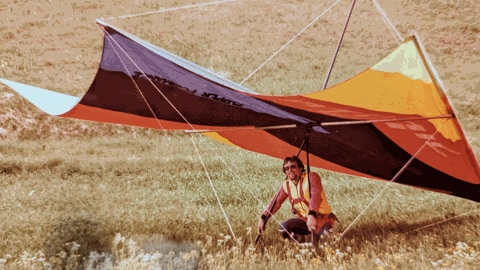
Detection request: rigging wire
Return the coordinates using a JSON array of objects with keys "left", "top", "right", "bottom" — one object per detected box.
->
[
  {"left": 100, "top": 25, "right": 237, "bottom": 241},
  {"left": 101, "top": 33, "right": 164, "bottom": 130},
  {"left": 371, "top": 0, "right": 403, "bottom": 43},
  {"left": 239, "top": 0, "right": 343, "bottom": 85},
  {"left": 406, "top": 208, "right": 480, "bottom": 233},
  {"left": 337, "top": 129, "right": 441, "bottom": 242},
  {"left": 104, "top": 0, "right": 237, "bottom": 20}
]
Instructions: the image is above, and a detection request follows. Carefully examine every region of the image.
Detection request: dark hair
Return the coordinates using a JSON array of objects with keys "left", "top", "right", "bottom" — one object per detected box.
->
[{"left": 282, "top": 156, "right": 305, "bottom": 172}]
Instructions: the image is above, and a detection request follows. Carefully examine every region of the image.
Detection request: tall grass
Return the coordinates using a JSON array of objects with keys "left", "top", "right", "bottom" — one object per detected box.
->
[
  {"left": 1, "top": 133, "right": 479, "bottom": 269},
  {"left": 1, "top": 0, "right": 479, "bottom": 269}
]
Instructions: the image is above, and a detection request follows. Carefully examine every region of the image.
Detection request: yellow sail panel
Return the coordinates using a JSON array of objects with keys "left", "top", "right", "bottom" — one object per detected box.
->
[
  {"left": 372, "top": 38, "right": 432, "bottom": 83},
  {"left": 306, "top": 71, "right": 444, "bottom": 115},
  {"left": 202, "top": 132, "right": 236, "bottom": 146},
  {"left": 305, "top": 38, "right": 460, "bottom": 141}
]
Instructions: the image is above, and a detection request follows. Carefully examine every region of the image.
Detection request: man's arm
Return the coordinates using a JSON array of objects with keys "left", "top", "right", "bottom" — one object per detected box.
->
[
  {"left": 306, "top": 172, "right": 324, "bottom": 231},
  {"left": 258, "top": 187, "right": 287, "bottom": 234},
  {"left": 307, "top": 172, "right": 324, "bottom": 214}
]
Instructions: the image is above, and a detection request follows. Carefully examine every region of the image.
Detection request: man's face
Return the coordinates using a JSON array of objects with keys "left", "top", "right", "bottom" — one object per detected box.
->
[{"left": 283, "top": 161, "right": 302, "bottom": 181}]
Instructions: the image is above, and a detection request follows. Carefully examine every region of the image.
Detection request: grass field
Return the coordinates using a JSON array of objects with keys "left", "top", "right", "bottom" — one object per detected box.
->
[{"left": 1, "top": 0, "right": 479, "bottom": 269}]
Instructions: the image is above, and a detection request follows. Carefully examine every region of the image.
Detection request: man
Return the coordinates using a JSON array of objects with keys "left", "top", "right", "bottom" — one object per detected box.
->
[{"left": 257, "top": 156, "right": 335, "bottom": 242}]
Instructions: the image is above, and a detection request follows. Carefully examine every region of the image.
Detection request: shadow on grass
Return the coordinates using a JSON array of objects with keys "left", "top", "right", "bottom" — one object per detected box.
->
[
  {"left": 334, "top": 213, "right": 478, "bottom": 251},
  {"left": 43, "top": 218, "right": 112, "bottom": 269},
  {"left": 255, "top": 213, "right": 478, "bottom": 257}
]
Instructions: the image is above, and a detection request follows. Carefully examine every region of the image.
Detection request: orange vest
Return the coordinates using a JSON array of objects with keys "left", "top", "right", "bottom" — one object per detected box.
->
[{"left": 282, "top": 174, "right": 331, "bottom": 217}]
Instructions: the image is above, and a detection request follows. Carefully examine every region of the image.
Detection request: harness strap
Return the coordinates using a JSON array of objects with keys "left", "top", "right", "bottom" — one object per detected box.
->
[{"left": 285, "top": 177, "right": 309, "bottom": 215}]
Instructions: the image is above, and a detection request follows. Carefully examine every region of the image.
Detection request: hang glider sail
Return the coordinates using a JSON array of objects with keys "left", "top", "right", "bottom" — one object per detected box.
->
[{"left": 1, "top": 19, "right": 479, "bottom": 202}]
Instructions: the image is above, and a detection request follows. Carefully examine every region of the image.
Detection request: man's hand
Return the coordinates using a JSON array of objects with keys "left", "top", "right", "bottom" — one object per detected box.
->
[
  {"left": 257, "top": 218, "right": 266, "bottom": 234},
  {"left": 307, "top": 214, "right": 317, "bottom": 232}
]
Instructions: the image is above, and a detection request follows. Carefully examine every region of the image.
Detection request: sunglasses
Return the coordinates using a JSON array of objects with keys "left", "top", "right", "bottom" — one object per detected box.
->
[{"left": 283, "top": 164, "right": 298, "bottom": 172}]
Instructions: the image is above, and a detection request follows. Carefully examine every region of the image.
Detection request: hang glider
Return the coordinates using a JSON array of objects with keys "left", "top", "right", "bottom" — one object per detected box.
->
[{"left": 1, "top": 19, "right": 479, "bottom": 202}]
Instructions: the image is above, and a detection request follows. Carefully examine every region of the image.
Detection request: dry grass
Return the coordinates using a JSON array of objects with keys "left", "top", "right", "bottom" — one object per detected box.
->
[
  {"left": 0, "top": 134, "right": 479, "bottom": 269},
  {"left": 1, "top": 0, "right": 479, "bottom": 146},
  {"left": 0, "top": 0, "right": 479, "bottom": 269}
]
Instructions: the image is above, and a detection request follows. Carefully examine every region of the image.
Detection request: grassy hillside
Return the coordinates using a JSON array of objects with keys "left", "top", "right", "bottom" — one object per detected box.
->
[
  {"left": 0, "top": 0, "right": 479, "bottom": 269},
  {"left": 1, "top": 0, "right": 479, "bottom": 145}
]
